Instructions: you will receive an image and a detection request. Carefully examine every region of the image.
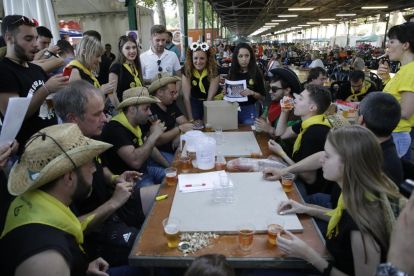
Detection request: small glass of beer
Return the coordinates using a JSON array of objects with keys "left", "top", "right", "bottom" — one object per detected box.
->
[
  {"left": 237, "top": 222, "right": 256, "bottom": 250},
  {"left": 162, "top": 217, "right": 180, "bottom": 248},
  {"left": 164, "top": 167, "right": 178, "bottom": 186},
  {"left": 179, "top": 157, "right": 191, "bottom": 173},
  {"left": 281, "top": 173, "right": 295, "bottom": 193},
  {"left": 215, "top": 160, "right": 227, "bottom": 171},
  {"left": 266, "top": 218, "right": 285, "bottom": 245},
  {"left": 205, "top": 122, "right": 212, "bottom": 132},
  {"left": 149, "top": 114, "right": 158, "bottom": 125},
  {"left": 46, "top": 94, "right": 54, "bottom": 109},
  {"left": 250, "top": 149, "right": 261, "bottom": 159}
]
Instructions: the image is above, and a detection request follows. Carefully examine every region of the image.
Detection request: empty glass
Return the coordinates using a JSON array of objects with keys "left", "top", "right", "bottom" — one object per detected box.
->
[{"left": 213, "top": 181, "right": 223, "bottom": 203}]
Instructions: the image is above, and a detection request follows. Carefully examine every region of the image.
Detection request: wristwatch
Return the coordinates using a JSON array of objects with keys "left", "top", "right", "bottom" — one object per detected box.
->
[
  {"left": 376, "top": 263, "right": 409, "bottom": 276},
  {"left": 44, "top": 50, "right": 51, "bottom": 57}
]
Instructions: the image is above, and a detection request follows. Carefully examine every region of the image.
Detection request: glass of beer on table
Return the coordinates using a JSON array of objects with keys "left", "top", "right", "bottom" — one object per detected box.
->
[
  {"left": 281, "top": 173, "right": 295, "bottom": 192},
  {"left": 164, "top": 167, "right": 178, "bottom": 186},
  {"left": 237, "top": 222, "right": 256, "bottom": 250},
  {"left": 205, "top": 122, "right": 212, "bottom": 132},
  {"left": 149, "top": 114, "right": 158, "bottom": 125},
  {"left": 266, "top": 218, "right": 285, "bottom": 245},
  {"left": 250, "top": 148, "right": 261, "bottom": 159},
  {"left": 179, "top": 156, "right": 191, "bottom": 173},
  {"left": 162, "top": 217, "right": 180, "bottom": 248}
]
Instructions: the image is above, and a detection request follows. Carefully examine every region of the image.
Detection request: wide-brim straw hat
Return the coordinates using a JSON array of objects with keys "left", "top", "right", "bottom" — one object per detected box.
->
[
  {"left": 116, "top": 86, "right": 160, "bottom": 111},
  {"left": 269, "top": 68, "right": 302, "bottom": 94},
  {"left": 8, "top": 124, "right": 112, "bottom": 196},
  {"left": 148, "top": 72, "right": 181, "bottom": 95}
]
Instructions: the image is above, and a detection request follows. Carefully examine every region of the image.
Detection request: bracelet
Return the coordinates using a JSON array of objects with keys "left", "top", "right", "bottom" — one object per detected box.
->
[
  {"left": 43, "top": 83, "right": 51, "bottom": 95},
  {"left": 110, "top": 174, "right": 119, "bottom": 186},
  {"left": 279, "top": 151, "right": 286, "bottom": 156},
  {"left": 189, "top": 119, "right": 194, "bottom": 123},
  {"left": 322, "top": 262, "right": 334, "bottom": 276}
]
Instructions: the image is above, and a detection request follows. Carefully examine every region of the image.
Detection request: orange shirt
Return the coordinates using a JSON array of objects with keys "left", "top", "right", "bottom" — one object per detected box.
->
[{"left": 258, "top": 45, "right": 263, "bottom": 56}]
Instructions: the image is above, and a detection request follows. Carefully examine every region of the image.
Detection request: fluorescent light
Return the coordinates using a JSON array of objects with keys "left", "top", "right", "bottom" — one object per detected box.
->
[
  {"left": 265, "top": 23, "right": 279, "bottom": 25},
  {"left": 307, "top": 22, "right": 321, "bottom": 24},
  {"left": 278, "top": 15, "right": 298, "bottom": 17},
  {"left": 336, "top": 14, "right": 356, "bottom": 16},
  {"left": 292, "top": 27, "right": 302, "bottom": 29},
  {"left": 361, "top": 6, "right": 388, "bottom": 9},
  {"left": 298, "top": 25, "right": 310, "bottom": 26},
  {"left": 271, "top": 19, "right": 288, "bottom": 22},
  {"left": 319, "top": 18, "right": 335, "bottom": 21},
  {"left": 288, "top": 8, "right": 314, "bottom": 11}
]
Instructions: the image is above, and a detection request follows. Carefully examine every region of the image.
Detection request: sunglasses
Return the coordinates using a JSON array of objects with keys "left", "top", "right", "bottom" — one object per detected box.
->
[
  {"left": 270, "top": 86, "right": 284, "bottom": 93},
  {"left": 157, "top": 60, "right": 163, "bottom": 72},
  {"left": 6, "top": 16, "right": 38, "bottom": 33}
]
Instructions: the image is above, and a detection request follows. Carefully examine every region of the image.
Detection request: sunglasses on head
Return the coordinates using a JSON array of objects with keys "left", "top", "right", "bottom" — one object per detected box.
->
[
  {"left": 270, "top": 86, "right": 284, "bottom": 93},
  {"left": 6, "top": 16, "right": 38, "bottom": 33},
  {"left": 157, "top": 60, "right": 162, "bottom": 72}
]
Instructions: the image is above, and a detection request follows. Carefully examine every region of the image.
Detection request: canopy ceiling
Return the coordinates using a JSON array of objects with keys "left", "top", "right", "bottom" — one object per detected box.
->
[
  {"left": 208, "top": 0, "right": 414, "bottom": 37},
  {"left": 53, "top": 0, "right": 127, "bottom": 17}
]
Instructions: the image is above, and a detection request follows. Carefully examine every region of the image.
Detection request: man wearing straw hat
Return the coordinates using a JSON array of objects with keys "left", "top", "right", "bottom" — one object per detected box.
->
[
  {"left": 0, "top": 124, "right": 141, "bottom": 275},
  {"left": 147, "top": 72, "right": 195, "bottom": 163},
  {"left": 101, "top": 86, "right": 169, "bottom": 189}
]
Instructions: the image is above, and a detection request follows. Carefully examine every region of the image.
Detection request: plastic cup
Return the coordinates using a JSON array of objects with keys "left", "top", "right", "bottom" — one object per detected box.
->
[
  {"left": 216, "top": 132, "right": 223, "bottom": 145},
  {"left": 266, "top": 218, "right": 285, "bottom": 245},
  {"left": 342, "top": 109, "right": 349, "bottom": 118},
  {"left": 250, "top": 149, "right": 261, "bottom": 159},
  {"left": 162, "top": 217, "right": 180, "bottom": 248},
  {"left": 213, "top": 181, "right": 223, "bottom": 203},
  {"left": 46, "top": 94, "right": 54, "bottom": 109},
  {"left": 179, "top": 157, "right": 191, "bottom": 173},
  {"left": 215, "top": 126, "right": 223, "bottom": 133},
  {"left": 237, "top": 223, "right": 256, "bottom": 250},
  {"left": 205, "top": 122, "right": 212, "bottom": 132},
  {"left": 149, "top": 114, "right": 158, "bottom": 125},
  {"left": 164, "top": 167, "right": 178, "bottom": 186},
  {"left": 281, "top": 173, "right": 294, "bottom": 193},
  {"left": 215, "top": 161, "right": 227, "bottom": 171},
  {"left": 225, "top": 183, "right": 236, "bottom": 203}
]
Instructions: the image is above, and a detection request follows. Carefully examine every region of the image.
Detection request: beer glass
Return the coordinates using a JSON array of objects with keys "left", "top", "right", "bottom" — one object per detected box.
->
[
  {"left": 162, "top": 217, "right": 180, "bottom": 248},
  {"left": 149, "top": 114, "right": 158, "bottom": 125},
  {"left": 237, "top": 222, "right": 256, "bottom": 250},
  {"left": 281, "top": 173, "right": 294, "bottom": 192},
  {"left": 250, "top": 149, "right": 261, "bottom": 159},
  {"left": 266, "top": 218, "right": 285, "bottom": 245},
  {"left": 179, "top": 157, "right": 191, "bottom": 173},
  {"left": 164, "top": 167, "right": 178, "bottom": 186},
  {"left": 205, "top": 122, "right": 212, "bottom": 132}
]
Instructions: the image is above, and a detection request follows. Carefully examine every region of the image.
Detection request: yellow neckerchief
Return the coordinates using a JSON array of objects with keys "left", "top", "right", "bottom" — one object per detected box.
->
[
  {"left": 347, "top": 80, "right": 371, "bottom": 101},
  {"left": 325, "top": 193, "right": 345, "bottom": 239},
  {"left": 1, "top": 190, "right": 95, "bottom": 252},
  {"left": 111, "top": 111, "right": 143, "bottom": 146},
  {"left": 193, "top": 68, "right": 209, "bottom": 94},
  {"left": 67, "top": 60, "right": 101, "bottom": 88},
  {"left": 293, "top": 114, "right": 332, "bottom": 155},
  {"left": 122, "top": 63, "right": 143, "bottom": 87}
]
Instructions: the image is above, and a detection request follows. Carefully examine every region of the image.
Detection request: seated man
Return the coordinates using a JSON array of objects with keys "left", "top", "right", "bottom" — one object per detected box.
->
[
  {"left": 275, "top": 84, "right": 332, "bottom": 196},
  {"left": 330, "top": 52, "right": 344, "bottom": 65},
  {"left": 147, "top": 72, "right": 195, "bottom": 163},
  {"left": 0, "top": 124, "right": 142, "bottom": 275},
  {"left": 300, "top": 53, "right": 312, "bottom": 69},
  {"left": 54, "top": 80, "right": 159, "bottom": 266},
  {"left": 335, "top": 70, "right": 376, "bottom": 102},
  {"left": 101, "top": 86, "right": 169, "bottom": 188},
  {"left": 301, "top": 67, "right": 327, "bottom": 91}
]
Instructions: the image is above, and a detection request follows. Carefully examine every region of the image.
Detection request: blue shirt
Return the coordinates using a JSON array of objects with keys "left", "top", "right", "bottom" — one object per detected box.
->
[
  {"left": 165, "top": 43, "right": 181, "bottom": 58},
  {"left": 303, "top": 59, "right": 312, "bottom": 67}
]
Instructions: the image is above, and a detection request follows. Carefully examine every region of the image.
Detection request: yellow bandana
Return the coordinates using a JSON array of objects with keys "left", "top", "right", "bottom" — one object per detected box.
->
[
  {"left": 193, "top": 69, "right": 209, "bottom": 94},
  {"left": 325, "top": 193, "right": 345, "bottom": 239},
  {"left": 347, "top": 80, "right": 371, "bottom": 101},
  {"left": 293, "top": 114, "right": 332, "bottom": 155},
  {"left": 111, "top": 111, "right": 143, "bottom": 146},
  {"left": 1, "top": 190, "right": 95, "bottom": 252},
  {"left": 123, "top": 63, "right": 143, "bottom": 88},
  {"left": 66, "top": 60, "right": 101, "bottom": 88}
]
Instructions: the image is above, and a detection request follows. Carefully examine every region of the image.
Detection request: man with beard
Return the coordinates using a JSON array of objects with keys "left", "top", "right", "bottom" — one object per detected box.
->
[
  {"left": 0, "top": 15, "right": 68, "bottom": 153},
  {"left": 0, "top": 124, "right": 142, "bottom": 275},
  {"left": 140, "top": 25, "right": 182, "bottom": 92},
  {"left": 165, "top": 31, "right": 180, "bottom": 61},
  {"left": 33, "top": 26, "right": 59, "bottom": 60}
]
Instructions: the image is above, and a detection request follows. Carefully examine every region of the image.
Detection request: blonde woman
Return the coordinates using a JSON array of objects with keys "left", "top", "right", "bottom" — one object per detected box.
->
[{"left": 276, "top": 126, "right": 405, "bottom": 276}]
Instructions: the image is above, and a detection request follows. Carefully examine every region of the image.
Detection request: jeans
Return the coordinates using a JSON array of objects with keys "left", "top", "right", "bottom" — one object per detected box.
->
[
  {"left": 134, "top": 158, "right": 166, "bottom": 189},
  {"left": 304, "top": 193, "right": 332, "bottom": 238},
  {"left": 190, "top": 97, "right": 205, "bottom": 121},
  {"left": 402, "top": 127, "right": 414, "bottom": 162},
  {"left": 238, "top": 104, "right": 258, "bottom": 125},
  {"left": 160, "top": 151, "right": 175, "bottom": 164},
  {"left": 107, "top": 266, "right": 147, "bottom": 276},
  {"left": 392, "top": 131, "right": 412, "bottom": 159}
]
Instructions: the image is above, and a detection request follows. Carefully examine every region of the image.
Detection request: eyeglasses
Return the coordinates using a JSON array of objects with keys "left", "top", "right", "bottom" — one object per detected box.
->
[
  {"left": 157, "top": 60, "right": 162, "bottom": 72},
  {"left": 270, "top": 86, "right": 284, "bottom": 93},
  {"left": 6, "top": 16, "right": 38, "bottom": 33}
]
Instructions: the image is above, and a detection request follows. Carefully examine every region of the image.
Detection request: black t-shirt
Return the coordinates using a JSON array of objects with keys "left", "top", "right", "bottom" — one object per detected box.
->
[
  {"left": 291, "top": 122, "right": 331, "bottom": 195},
  {"left": 109, "top": 62, "right": 143, "bottom": 102},
  {"left": 335, "top": 82, "right": 376, "bottom": 102},
  {"left": 326, "top": 210, "right": 387, "bottom": 276},
  {"left": 97, "top": 55, "right": 111, "bottom": 85},
  {"left": 101, "top": 121, "right": 146, "bottom": 175},
  {"left": 0, "top": 58, "right": 57, "bottom": 151},
  {"left": 331, "top": 57, "right": 344, "bottom": 64},
  {"left": 181, "top": 66, "right": 221, "bottom": 100},
  {"left": 69, "top": 65, "right": 96, "bottom": 86},
  {"left": 0, "top": 223, "right": 88, "bottom": 276},
  {"left": 149, "top": 102, "right": 183, "bottom": 153},
  {"left": 231, "top": 69, "right": 265, "bottom": 106},
  {"left": 381, "top": 138, "right": 403, "bottom": 188}
]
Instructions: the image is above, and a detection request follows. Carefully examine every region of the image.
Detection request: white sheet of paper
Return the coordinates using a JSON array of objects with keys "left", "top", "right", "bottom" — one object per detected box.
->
[
  {"left": 0, "top": 97, "right": 31, "bottom": 147},
  {"left": 224, "top": 79, "right": 248, "bottom": 102},
  {"left": 178, "top": 171, "right": 233, "bottom": 193}
]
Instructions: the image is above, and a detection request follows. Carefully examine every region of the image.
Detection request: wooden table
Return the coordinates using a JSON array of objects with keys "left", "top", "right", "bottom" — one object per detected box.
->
[{"left": 129, "top": 125, "right": 331, "bottom": 268}]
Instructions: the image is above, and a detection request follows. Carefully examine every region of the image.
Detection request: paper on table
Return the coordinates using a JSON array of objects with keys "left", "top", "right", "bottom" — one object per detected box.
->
[
  {"left": 0, "top": 97, "right": 31, "bottom": 147},
  {"left": 223, "top": 79, "right": 248, "bottom": 102},
  {"left": 178, "top": 171, "right": 233, "bottom": 193}
]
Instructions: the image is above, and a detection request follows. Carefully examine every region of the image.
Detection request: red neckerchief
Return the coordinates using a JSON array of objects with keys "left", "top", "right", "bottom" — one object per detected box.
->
[{"left": 269, "top": 102, "right": 282, "bottom": 123}]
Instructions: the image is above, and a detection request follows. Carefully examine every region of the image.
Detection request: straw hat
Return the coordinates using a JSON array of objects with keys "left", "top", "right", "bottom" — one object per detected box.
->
[
  {"left": 8, "top": 124, "right": 112, "bottom": 196},
  {"left": 148, "top": 72, "right": 181, "bottom": 95},
  {"left": 116, "top": 86, "right": 160, "bottom": 111}
]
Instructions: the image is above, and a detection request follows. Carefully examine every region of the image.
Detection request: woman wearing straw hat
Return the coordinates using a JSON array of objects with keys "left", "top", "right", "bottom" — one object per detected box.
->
[{"left": 108, "top": 35, "right": 144, "bottom": 109}]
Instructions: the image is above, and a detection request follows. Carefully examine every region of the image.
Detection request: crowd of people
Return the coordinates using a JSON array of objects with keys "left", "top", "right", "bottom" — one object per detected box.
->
[{"left": 0, "top": 12, "right": 413, "bottom": 276}]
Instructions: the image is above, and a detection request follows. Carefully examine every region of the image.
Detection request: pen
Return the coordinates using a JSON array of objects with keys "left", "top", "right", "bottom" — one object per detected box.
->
[
  {"left": 185, "top": 184, "right": 206, "bottom": 187},
  {"left": 156, "top": 195, "right": 168, "bottom": 201}
]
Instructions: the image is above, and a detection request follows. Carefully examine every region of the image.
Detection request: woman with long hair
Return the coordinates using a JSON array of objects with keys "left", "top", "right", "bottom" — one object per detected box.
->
[
  {"left": 227, "top": 43, "right": 265, "bottom": 124},
  {"left": 378, "top": 22, "right": 414, "bottom": 161},
  {"left": 182, "top": 42, "right": 220, "bottom": 122},
  {"left": 276, "top": 126, "right": 405, "bottom": 276},
  {"left": 108, "top": 35, "right": 144, "bottom": 108}
]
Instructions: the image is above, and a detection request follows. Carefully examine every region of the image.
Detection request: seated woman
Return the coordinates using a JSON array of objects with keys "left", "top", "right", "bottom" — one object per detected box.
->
[
  {"left": 182, "top": 42, "right": 220, "bottom": 123},
  {"left": 276, "top": 126, "right": 406, "bottom": 276}
]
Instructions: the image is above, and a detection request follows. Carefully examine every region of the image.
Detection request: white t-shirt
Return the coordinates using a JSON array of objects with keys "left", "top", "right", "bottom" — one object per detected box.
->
[
  {"left": 309, "top": 59, "right": 325, "bottom": 69},
  {"left": 353, "top": 57, "right": 365, "bottom": 71},
  {"left": 140, "top": 48, "right": 181, "bottom": 80}
]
